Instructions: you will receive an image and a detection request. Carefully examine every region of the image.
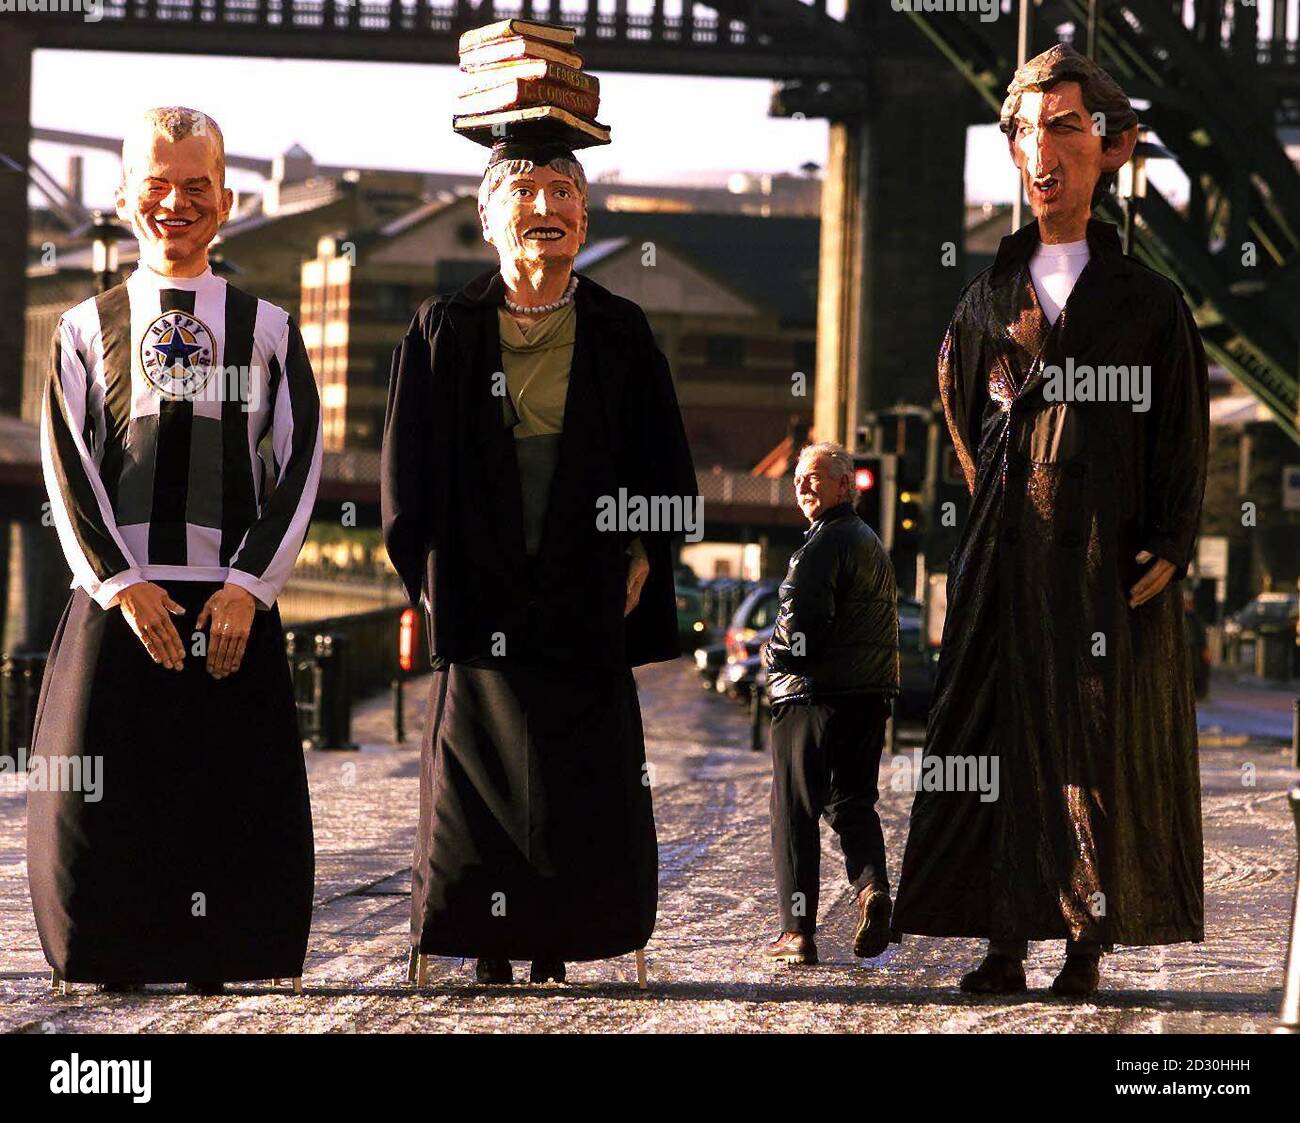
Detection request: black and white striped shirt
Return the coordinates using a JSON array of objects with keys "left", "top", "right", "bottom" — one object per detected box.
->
[{"left": 41, "top": 265, "right": 323, "bottom": 609}]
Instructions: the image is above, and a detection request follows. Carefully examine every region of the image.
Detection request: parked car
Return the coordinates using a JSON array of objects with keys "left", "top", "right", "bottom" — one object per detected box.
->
[
  {"left": 693, "top": 641, "right": 727, "bottom": 692},
  {"left": 1224, "top": 592, "right": 1299, "bottom": 675},
  {"left": 676, "top": 583, "right": 709, "bottom": 647},
  {"left": 699, "top": 577, "right": 753, "bottom": 633},
  {"left": 722, "top": 582, "right": 780, "bottom": 702},
  {"left": 1224, "top": 592, "right": 1298, "bottom": 639},
  {"left": 896, "top": 596, "right": 938, "bottom": 720}
]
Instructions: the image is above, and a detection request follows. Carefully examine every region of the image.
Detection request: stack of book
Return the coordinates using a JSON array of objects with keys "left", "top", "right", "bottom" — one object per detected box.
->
[{"left": 453, "top": 19, "right": 611, "bottom": 150}]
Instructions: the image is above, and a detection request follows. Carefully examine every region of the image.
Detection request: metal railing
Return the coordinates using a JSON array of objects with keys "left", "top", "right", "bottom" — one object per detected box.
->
[
  {"left": 0, "top": 653, "right": 46, "bottom": 764},
  {"left": 0, "top": 605, "right": 427, "bottom": 760}
]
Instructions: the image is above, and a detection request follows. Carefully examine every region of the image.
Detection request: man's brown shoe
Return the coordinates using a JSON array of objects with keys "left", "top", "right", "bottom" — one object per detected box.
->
[
  {"left": 1050, "top": 955, "right": 1100, "bottom": 998},
  {"left": 763, "top": 931, "right": 818, "bottom": 965},
  {"left": 959, "top": 953, "right": 1026, "bottom": 995},
  {"left": 852, "top": 887, "right": 892, "bottom": 959}
]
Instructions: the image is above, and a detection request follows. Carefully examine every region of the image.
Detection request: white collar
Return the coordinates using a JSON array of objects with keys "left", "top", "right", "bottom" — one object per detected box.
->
[{"left": 130, "top": 263, "right": 217, "bottom": 288}]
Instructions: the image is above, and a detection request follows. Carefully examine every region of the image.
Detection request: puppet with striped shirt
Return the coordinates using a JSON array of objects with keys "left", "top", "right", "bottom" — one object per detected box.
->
[{"left": 29, "top": 107, "right": 322, "bottom": 995}]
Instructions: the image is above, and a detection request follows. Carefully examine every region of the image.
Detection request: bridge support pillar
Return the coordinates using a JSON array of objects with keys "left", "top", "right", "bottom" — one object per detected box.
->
[
  {"left": 813, "top": 62, "right": 969, "bottom": 449},
  {"left": 0, "top": 29, "right": 32, "bottom": 419},
  {"left": 0, "top": 29, "right": 33, "bottom": 654}
]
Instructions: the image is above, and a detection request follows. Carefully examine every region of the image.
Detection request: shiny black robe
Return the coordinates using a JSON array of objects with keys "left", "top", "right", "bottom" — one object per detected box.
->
[
  {"left": 381, "top": 269, "right": 696, "bottom": 960},
  {"left": 893, "top": 220, "right": 1209, "bottom": 947}
]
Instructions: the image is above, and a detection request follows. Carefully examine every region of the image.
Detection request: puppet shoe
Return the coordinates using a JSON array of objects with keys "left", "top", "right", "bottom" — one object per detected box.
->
[
  {"left": 852, "top": 887, "right": 893, "bottom": 959},
  {"left": 1050, "top": 955, "right": 1100, "bottom": 998},
  {"left": 185, "top": 981, "right": 226, "bottom": 996},
  {"left": 529, "top": 958, "right": 566, "bottom": 984},
  {"left": 474, "top": 957, "right": 514, "bottom": 984},
  {"left": 763, "top": 931, "right": 818, "bottom": 965},
  {"left": 959, "top": 954, "right": 1026, "bottom": 995}
]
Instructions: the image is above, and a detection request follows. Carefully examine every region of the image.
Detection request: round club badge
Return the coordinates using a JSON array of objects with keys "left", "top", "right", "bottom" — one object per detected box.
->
[{"left": 140, "top": 311, "right": 217, "bottom": 400}]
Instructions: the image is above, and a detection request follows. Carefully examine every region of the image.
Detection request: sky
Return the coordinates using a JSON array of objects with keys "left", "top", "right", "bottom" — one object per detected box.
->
[{"left": 28, "top": 48, "right": 1188, "bottom": 211}]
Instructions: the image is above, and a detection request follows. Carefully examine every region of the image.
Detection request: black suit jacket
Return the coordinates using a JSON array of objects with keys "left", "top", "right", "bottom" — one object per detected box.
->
[{"left": 381, "top": 268, "right": 697, "bottom": 669}]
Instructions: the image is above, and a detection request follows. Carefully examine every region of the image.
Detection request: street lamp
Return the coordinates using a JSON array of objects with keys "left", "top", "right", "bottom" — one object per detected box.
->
[
  {"left": 1116, "top": 130, "right": 1174, "bottom": 255},
  {"left": 89, "top": 210, "right": 127, "bottom": 294}
]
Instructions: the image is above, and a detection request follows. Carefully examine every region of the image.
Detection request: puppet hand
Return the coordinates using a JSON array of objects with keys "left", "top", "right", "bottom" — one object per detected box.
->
[
  {"left": 625, "top": 554, "right": 650, "bottom": 617},
  {"left": 117, "top": 582, "right": 187, "bottom": 671},
  {"left": 196, "top": 584, "right": 256, "bottom": 679},
  {"left": 1129, "top": 551, "right": 1177, "bottom": 608}
]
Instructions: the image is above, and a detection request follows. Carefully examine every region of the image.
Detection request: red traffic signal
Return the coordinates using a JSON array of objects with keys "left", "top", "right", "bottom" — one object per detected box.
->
[{"left": 854, "top": 466, "right": 876, "bottom": 491}]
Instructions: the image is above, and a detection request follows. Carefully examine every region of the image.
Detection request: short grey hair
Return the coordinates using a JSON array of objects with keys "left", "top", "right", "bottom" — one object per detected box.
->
[
  {"left": 477, "top": 156, "right": 589, "bottom": 219},
  {"left": 122, "top": 106, "right": 226, "bottom": 186},
  {"left": 795, "top": 441, "right": 853, "bottom": 482}
]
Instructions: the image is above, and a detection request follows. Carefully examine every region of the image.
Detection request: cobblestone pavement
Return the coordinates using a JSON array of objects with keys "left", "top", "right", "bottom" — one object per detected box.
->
[{"left": 2, "top": 661, "right": 1295, "bottom": 1033}]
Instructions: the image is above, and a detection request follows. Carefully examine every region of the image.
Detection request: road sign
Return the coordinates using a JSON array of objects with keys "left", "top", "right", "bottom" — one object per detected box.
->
[{"left": 1197, "top": 536, "right": 1229, "bottom": 579}]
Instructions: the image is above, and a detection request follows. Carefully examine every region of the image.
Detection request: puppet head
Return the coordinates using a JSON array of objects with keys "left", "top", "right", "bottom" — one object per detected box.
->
[
  {"left": 478, "top": 136, "right": 589, "bottom": 272},
  {"left": 117, "top": 107, "right": 233, "bottom": 278},
  {"left": 999, "top": 44, "right": 1137, "bottom": 235}
]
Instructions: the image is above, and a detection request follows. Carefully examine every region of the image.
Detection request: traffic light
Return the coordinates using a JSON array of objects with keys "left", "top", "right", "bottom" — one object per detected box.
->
[
  {"left": 895, "top": 488, "right": 924, "bottom": 551},
  {"left": 852, "top": 454, "right": 885, "bottom": 538}
]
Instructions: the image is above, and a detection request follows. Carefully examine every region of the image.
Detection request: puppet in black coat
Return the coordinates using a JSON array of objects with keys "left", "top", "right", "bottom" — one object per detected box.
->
[{"left": 382, "top": 135, "right": 697, "bottom": 983}]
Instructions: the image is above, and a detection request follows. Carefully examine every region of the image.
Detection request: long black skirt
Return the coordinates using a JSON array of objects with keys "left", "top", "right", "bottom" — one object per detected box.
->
[
  {"left": 412, "top": 660, "right": 657, "bottom": 961},
  {"left": 26, "top": 582, "right": 314, "bottom": 984}
]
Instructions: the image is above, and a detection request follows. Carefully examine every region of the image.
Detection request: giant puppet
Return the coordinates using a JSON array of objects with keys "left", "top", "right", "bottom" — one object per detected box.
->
[
  {"left": 382, "top": 19, "right": 697, "bottom": 986},
  {"left": 892, "top": 45, "right": 1209, "bottom": 998}
]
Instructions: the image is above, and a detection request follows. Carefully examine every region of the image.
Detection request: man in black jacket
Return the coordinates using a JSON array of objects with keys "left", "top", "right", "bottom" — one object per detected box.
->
[{"left": 762, "top": 442, "right": 900, "bottom": 966}]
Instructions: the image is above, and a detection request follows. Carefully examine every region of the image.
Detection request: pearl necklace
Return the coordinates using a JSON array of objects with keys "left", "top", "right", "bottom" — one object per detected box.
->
[{"left": 504, "top": 275, "right": 578, "bottom": 316}]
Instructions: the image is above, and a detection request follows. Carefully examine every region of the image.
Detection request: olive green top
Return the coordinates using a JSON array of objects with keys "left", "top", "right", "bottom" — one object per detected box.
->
[
  {"left": 497, "top": 302, "right": 576, "bottom": 438},
  {"left": 497, "top": 299, "right": 645, "bottom": 562}
]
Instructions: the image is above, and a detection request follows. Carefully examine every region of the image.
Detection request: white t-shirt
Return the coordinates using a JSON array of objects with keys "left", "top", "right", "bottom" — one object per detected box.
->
[{"left": 1029, "top": 238, "right": 1090, "bottom": 325}]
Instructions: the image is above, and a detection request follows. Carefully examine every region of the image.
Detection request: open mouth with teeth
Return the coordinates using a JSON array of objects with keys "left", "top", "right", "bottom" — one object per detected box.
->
[
  {"left": 523, "top": 226, "right": 567, "bottom": 241},
  {"left": 155, "top": 215, "right": 197, "bottom": 233},
  {"left": 1031, "top": 175, "right": 1062, "bottom": 203}
]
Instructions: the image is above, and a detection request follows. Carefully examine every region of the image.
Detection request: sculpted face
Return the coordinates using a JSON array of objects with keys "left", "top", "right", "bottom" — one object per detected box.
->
[
  {"left": 117, "top": 130, "right": 232, "bottom": 276},
  {"left": 481, "top": 164, "right": 588, "bottom": 270},
  {"left": 1008, "top": 80, "right": 1134, "bottom": 235},
  {"left": 795, "top": 453, "right": 851, "bottom": 525}
]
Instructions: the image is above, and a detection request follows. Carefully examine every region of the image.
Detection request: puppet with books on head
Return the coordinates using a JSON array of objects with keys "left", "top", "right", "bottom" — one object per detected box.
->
[{"left": 382, "top": 19, "right": 697, "bottom": 989}]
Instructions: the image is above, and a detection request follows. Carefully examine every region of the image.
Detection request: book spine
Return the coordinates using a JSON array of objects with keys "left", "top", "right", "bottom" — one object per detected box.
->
[
  {"left": 460, "top": 39, "right": 583, "bottom": 72},
  {"left": 521, "top": 80, "right": 599, "bottom": 119},
  {"left": 460, "top": 61, "right": 598, "bottom": 98},
  {"left": 543, "top": 62, "right": 598, "bottom": 95},
  {"left": 459, "top": 20, "right": 576, "bottom": 53},
  {"left": 459, "top": 80, "right": 599, "bottom": 120}
]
